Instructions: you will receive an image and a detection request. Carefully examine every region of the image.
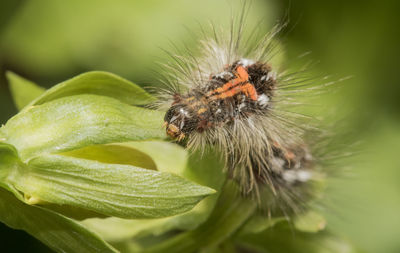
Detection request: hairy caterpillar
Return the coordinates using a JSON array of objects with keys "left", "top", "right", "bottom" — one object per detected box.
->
[{"left": 156, "top": 4, "right": 332, "bottom": 215}]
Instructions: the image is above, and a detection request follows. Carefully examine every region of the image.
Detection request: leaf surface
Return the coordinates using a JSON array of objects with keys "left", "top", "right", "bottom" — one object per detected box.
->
[{"left": 9, "top": 154, "right": 215, "bottom": 219}]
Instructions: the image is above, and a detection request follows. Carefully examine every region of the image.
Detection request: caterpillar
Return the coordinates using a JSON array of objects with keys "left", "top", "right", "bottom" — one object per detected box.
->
[{"left": 157, "top": 3, "right": 330, "bottom": 215}]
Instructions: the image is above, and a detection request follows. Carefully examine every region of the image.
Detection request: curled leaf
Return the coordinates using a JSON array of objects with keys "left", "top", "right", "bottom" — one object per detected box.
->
[
  {"left": 1, "top": 94, "right": 164, "bottom": 161},
  {"left": 10, "top": 154, "right": 215, "bottom": 219},
  {"left": 25, "top": 71, "right": 155, "bottom": 109}
]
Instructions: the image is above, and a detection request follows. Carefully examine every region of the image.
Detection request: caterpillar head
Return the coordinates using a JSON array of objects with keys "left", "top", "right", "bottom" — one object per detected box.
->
[{"left": 164, "top": 104, "right": 199, "bottom": 141}]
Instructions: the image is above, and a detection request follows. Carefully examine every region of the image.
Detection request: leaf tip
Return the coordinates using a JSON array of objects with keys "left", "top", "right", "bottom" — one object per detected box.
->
[
  {"left": 5, "top": 71, "right": 45, "bottom": 110},
  {"left": 197, "top": 185, "right": 217, "bottom": 197}
]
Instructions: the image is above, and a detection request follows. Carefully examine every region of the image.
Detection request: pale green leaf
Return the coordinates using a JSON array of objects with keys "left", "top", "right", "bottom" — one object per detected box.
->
[
  {"left": 0, "top": 188, "right": 117, "bottom": 253},
  {"left": 1, "top": 94, "right": 165, "bottom": 161},
  {"left": 6, "top": 71, "right": 45, "bottom": 110},
  {"left": 24, "top": 71, "right": 155, "bottom": 110},
  {"left": 61, "top": 144, "right": 158, "bottom": 171},
  {"left": 9, "top": 154, "right": 215, "bottom": 219}
]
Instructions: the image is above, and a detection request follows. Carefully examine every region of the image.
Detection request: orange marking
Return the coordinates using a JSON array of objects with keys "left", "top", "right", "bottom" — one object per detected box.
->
[
  {"left": 236, "top": 65, "right": 249, "bottom": 80},
  {"left": 212, "top": 83, "right": 257, "bottom": 101},
  {"left": 208, "top": 66, "right": 249, "bottom": 96},
  {"left": 208, "top": 82, "right": 258, "bottom": 101},
  {"left": 240, "top": 83, "right": 258, "bottom": 100},
  {"left": 207, "top": 66, "right": 258, "bottom": 101}
]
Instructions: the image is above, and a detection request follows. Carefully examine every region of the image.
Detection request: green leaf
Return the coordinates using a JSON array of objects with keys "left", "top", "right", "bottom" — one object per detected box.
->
[
  {"left": 6, "top": 71, "right": 46, "bottom": 111},
  {"left": 82, "top": 146, "right": 226, "bottom": 242},
  {"left": 9, "top": 154, "right": 215, "bottom": 219},
  {"left": 0, "top": 187, "right": 118, "bottom": 253},
  {"left": 1, "top": 94, "right": 165, "bottom": 161},
  {"left": 24, "top": 71, "right": 155, "bottom": 109}
]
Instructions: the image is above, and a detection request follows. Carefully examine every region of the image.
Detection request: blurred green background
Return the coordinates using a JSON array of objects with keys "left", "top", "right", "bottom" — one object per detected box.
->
[{"left": 0, "top": 0, "right": 399, "bottom": 252}]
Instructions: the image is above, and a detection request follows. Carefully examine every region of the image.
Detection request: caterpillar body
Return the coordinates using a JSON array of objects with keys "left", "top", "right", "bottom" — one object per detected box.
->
[{"left": 158, "top": 8, "right": 324, "bottom": 215}]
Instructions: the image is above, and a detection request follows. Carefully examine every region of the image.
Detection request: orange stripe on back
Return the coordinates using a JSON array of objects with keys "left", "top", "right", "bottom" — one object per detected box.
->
[
  {"left": 208, "top": 82, "right": 258, "bottom": 101},
  {"left": 208, "top": 66, "right": 249, "bottom": 96},
  {"left": 207, "top": 65, "right": 257, "bottom": 101}
]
